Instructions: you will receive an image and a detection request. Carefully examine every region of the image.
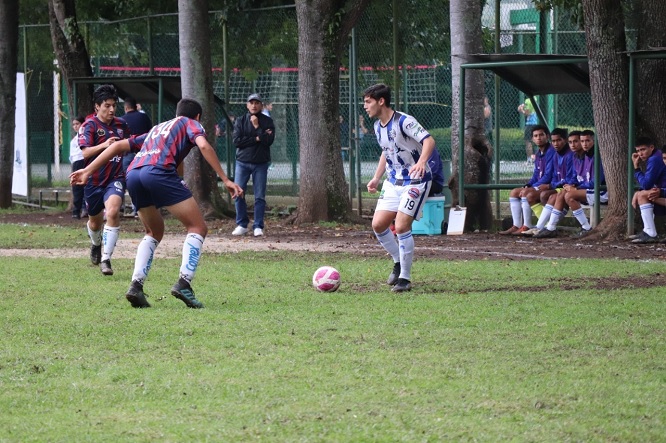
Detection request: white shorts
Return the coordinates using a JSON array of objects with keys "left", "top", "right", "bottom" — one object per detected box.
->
[
  {"left": 375, "top": 180, "right": 431, "bottom": 221},
  {"left": 586, "top": 190, "right": 609, "bottom": 205}
]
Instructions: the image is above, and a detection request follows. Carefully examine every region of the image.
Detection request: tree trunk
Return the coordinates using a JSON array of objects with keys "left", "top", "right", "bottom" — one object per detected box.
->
[
  {"left": 47, "top": 0, "right": 93, "bottom": 117},
  {"left": 581, "top": 0, "right": 629, "bottom": 240},
  {"left": 0, "top": 0, "right": 19, "bottom": 208},
  {"left": 293, "top": 0, "right": 370, "bottom": 224},
  {"left": 178, "top": 0, "right": 229, "bottom": 219},
  {"left": 449, "top": 0, "right": 491, "bottom": 231}
]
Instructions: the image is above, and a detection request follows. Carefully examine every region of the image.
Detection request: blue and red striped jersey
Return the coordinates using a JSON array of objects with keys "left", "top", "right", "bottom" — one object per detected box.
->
[
  {"left": 127, "top": 116, "right": 206, "bottom": 172},
  {"left": 78, "top": 116, "right": 130, "bottom": 186}
]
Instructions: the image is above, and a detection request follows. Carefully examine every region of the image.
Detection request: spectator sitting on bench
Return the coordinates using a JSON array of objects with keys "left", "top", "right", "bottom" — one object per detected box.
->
[
  {"left": 499, "top": 125, "right": 555, "bottom": 235},
  {"left": 629, "top": 136, "right": 666, "bottom": 244}
]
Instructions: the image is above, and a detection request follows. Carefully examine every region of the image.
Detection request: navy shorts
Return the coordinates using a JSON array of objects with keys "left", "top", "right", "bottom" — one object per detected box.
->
[
  {"left": 126, "top": 166, "right": 192, "bottom": 209},
  {"left": 84, "top": 180, "right": 125, "bottom": 216}
]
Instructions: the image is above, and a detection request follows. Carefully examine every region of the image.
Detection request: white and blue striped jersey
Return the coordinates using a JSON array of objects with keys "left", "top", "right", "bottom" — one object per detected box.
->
[{"left": 374, "top": 111, "right": 432, "bottom": 185}]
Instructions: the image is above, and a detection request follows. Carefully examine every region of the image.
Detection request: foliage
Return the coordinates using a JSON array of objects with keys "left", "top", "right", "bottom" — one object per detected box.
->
[{"left": 0, "top": 253, "right": 664, "bottom": 440}]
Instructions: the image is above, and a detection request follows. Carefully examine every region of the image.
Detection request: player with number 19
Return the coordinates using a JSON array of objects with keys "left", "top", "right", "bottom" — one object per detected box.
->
[{"left": 364, "top": 83, "right": 435, "bottom": 293}]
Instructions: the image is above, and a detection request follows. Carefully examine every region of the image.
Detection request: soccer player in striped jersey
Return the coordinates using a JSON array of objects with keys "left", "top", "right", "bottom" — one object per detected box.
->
[
  {"left": 70, "top": 98, "right": 243, "bottom": 308},
  {"left": 78, "top": 84, "right": 131, "bottom": 276},
  {"left": 364, "top": 83, "right": 435, "bottom": 293}
]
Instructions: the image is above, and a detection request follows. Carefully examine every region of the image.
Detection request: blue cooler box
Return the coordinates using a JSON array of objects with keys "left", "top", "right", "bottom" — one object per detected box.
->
[{"left": 412, "top": 196, "right": 445, "bottom": 235}]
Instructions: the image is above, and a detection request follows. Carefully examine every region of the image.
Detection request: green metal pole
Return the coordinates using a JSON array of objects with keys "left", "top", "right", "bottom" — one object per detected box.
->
[
  {"left": 493, "top": 0, "right": 500, "bottom": 221},
  {"left": 627, "top": 55, "right": 636, "bottom": 235},
  {"left": 147, "top": 17, "right": 154, "bottom": 76},
  {"left": 458, "top": 66, "right": 466, "bottom": 206},
  {"left": 392, "top": 0, "right": 399, "bottom": 110}
]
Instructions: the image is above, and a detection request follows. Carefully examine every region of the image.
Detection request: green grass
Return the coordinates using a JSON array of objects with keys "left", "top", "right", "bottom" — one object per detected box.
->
[{"left": 1, "top": 249, "right": 664, "bottom": 441}]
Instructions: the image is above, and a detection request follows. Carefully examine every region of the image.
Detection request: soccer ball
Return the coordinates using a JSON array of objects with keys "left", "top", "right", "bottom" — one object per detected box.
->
[{"left": 312, "top": 266, "right": 341, "bottom": 292}]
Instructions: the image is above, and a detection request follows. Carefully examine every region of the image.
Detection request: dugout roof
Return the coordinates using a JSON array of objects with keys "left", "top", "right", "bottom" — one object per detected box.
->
[{"left": 465, "top": 54, "right": 590, "bottom": 95}]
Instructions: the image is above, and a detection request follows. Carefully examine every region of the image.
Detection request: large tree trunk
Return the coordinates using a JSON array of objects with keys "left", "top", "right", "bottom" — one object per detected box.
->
[
  {"left": 294, "top": 0, "right": 369, "bottom": 224},
  {"left": 449, "top": 0, "right": 491, "bottom": 231},
  {"left": 47, "top": 0, "right": 93, "bottom": 117},
  {"left": 178, "top": 0, "right": 229, "bottom": 219},
  {"left": 581, "top": 0, "right": 629, "bottom": 240},
  {"left": 0, "top": 0, "right": 19, "bottom": 208}
]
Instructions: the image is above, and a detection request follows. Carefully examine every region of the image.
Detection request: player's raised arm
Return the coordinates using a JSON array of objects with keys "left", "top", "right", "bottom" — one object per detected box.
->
[
  {"left": 194, "top": 135, "right": 244, "bottom": 199},
  {"left": 70, "top": 139, "right": 130, "bottom": 185}
]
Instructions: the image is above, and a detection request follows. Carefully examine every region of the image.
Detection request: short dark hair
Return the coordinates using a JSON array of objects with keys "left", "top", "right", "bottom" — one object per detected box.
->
[
  {"left": 124, "top": 97, "right": 138, "bottom": 110},
  {"left": 581, "top": 129, "right": 595, "bottom": 138},
  {"left": 176, "top": 98, "right": 203, "bottom": 119},
  {"left": 73, "top": 115, "right": 85, "bottom": 124},
  {"left": 93, "top": 84, "right": 118, "bottom": 105},
  {"left": 568, "top": 130, "right": 581, "bottom": 137},
  {"left": 363, "top": 83, "right": 391, "bottom": 107},
  {"left": 635, "top": 136, "right": 654, "bottom": 148},
  {"left": 531, "top": 124, "right": 550, "bottom": 136},
  {"left": 551, "top": 127, "right": 568, "bottom": 139}
]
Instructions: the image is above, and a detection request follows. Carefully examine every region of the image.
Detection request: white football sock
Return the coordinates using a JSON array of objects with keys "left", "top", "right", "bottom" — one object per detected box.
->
[
  {"left": 521, "top": 197, "right": 534, "bottom": 228},
  {"left": 180, "top": 233, "right": 205, "bottom": 283},
  {"left": 87, "top": 221, "right": 102, "bottom": 246},
  {"left": 509, "top": 197, "right": 522, "bottom": 228},
  {"left": 640, "top": 203, "right": 657, "bottom": 237},
  {"left": 545, "top": 209, "right": 564, "bottom": 231},
  {"left": 101, "top": 225, "right": 120, "bottom": 261},
  {"left": 397, "top": 230, "right": 414, "bottom": 281},
  {"left": 573, "top": 208, "right": 591, "bottom": 231},
  {"left": 536, "top": 204, "right": 553, "bottom": 230},
  {"left": 132, "top": 235, "right": 159, "bottom": 285},
  {"left": 375, "top": 228, "right": 400, "bottom": 263}
]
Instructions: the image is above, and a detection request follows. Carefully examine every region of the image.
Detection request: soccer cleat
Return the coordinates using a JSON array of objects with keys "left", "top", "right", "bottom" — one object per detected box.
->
[
  {"left": 511, "top": 225, "right": 530, "bottom": 235},
  {"left": 391, "top": 278, "right": 412, "bottom": 293},
  {"left": 627, "top": 233, "right": 640, "bottom": 240},
  {"left": 171, "top": 278, "right": 204, "bottom": 309},
  {"left": 125, "top": 280, "right": 151, "bottom": 308},
  {"left": 631, "top": 231, "right": 658, "bottom": 244},
  {"left": 90, "top": 244, "right": 102, "bottom": 265},
  {"left": 100, "top": 259, "right": 113, "bottom": 276},
  {"left": 521, "top": 227, "right": 540, "bottom": 236},
  {"left": 232, "top": 226, "right": 248, "bottom": 236},
  {"left": 387, "top": 262, "right": 401, "bottom": 286},
  {"left": 534, "top": 228, "right": 557, "bottom": 238},
  {"left": 573, "top": 228, "right": 592, "bottom": 238},
  {"left": 499, "top": 225, "right": 520, "bottom": 235},
  {"left": 253, "top": 228, "right": 264, "bottom": 237}
]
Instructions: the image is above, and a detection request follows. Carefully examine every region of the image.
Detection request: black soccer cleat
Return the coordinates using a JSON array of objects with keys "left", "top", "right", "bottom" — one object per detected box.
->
[
  {"left": 391, "top": 278, "right": 412, "bottom": 293},
  {"left": 171, "top": 278, "right": 204, "bottom": 309},
  {"left": 100, "top": 259, "right": 113, "bottom": 276},
  {"left": 90, "top": 244, "right": 102, "bottom": 265},
  {"left": 387, "top": 262, "right": 401, "bottom": 286},
  {"left": 533, "top": 228, "right": 557, "bottom": 239},
  {"left": 125, "top": 280, "right": 151, "bottom": 308}
]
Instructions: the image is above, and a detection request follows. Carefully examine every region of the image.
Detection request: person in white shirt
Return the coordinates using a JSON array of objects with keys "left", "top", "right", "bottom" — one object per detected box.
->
[{"left": 69, "top": 115, "right": 86, "bottom": 219}]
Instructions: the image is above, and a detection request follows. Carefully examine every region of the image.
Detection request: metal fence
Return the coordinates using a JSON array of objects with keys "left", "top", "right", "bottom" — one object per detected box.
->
[{"left": 18, "top": 1, "right": 593, "bottom": 214}]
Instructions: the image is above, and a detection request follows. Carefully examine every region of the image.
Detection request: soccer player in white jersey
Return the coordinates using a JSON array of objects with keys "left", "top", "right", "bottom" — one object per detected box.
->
[{"left": 364, "top": 84, "right": 435, "bottom": 293}]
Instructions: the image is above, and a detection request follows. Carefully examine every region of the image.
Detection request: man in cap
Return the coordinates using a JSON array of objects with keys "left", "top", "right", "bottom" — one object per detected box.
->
[{"left": 231, "top": 93, "right": 275, "bottom": 237}]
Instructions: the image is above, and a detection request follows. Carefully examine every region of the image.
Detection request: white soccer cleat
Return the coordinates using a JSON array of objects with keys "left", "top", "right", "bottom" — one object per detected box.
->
[{"left": 253, "top": 228, "right": 264, "bottom": 237}]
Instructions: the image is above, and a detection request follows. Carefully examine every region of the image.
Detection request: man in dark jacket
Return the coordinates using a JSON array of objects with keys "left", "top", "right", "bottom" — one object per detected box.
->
[{"left": 232, "top": 93, "right": 275, "bottom": 237}]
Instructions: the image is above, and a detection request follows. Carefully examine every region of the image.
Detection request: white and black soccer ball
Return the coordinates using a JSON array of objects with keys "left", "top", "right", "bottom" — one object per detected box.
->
[{"left": 312, "top": 266, "right": 341, "bottom": 292}]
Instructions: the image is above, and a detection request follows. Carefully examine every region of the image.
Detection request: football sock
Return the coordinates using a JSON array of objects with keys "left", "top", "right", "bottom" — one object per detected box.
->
[
  {"left": 132, "top": 235, "right": 159, "bottom": 285},
  {"left": 101, "top": 225, "right": 120, "bottom": 261},
  {"left": 536, "top": 204, "right": 553, "bottom": 230},
  {"left": 180, "top": 233, "right": 205, "bottom": 283},
  {"left": 573, "top": 208, "right": 591, "bottom": 231},
  {"left": 375, "top": 228, "right": 400, "bottom": 263},
  {"left": 640, "top": 203, "right": 657, "bottom": 237},
  {"left": 397, "top": 230, "right": 414, "bottom": 281},
  {"left": 521, "top": 197, "right": 534, "bottom": 228},
  {"left": 546, "top": 209, "right": 564, "bottom": 231},
  {"left": 509, "top": 197, "right": 522, "bottom": 227},
  {"left": 87, "top": 221, "right": 102, "bottom": 246}
]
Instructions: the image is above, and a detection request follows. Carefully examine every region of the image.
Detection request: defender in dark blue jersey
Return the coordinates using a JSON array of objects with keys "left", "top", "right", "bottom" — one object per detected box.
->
[
  {"left": 71, "top": 98, "right": 243, "bottom": 309},
  {"left": 78, "top": 84, "right": 131, "bottom": 276}
]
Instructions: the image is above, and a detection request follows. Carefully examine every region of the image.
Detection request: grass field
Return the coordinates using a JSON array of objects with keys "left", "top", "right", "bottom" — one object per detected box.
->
[{"left": 1, "top": 222, "right": 665, "bottom": 441}]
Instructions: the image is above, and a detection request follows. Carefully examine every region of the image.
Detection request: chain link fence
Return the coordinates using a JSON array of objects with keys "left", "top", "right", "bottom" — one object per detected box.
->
[{"left": 18, "top": 2, "right": 593, "bottom": 216}]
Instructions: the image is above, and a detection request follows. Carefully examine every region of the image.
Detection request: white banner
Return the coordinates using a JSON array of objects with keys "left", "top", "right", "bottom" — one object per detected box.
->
[{"left": 12, "top": 73, "right": 28, "bottom": 197}]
